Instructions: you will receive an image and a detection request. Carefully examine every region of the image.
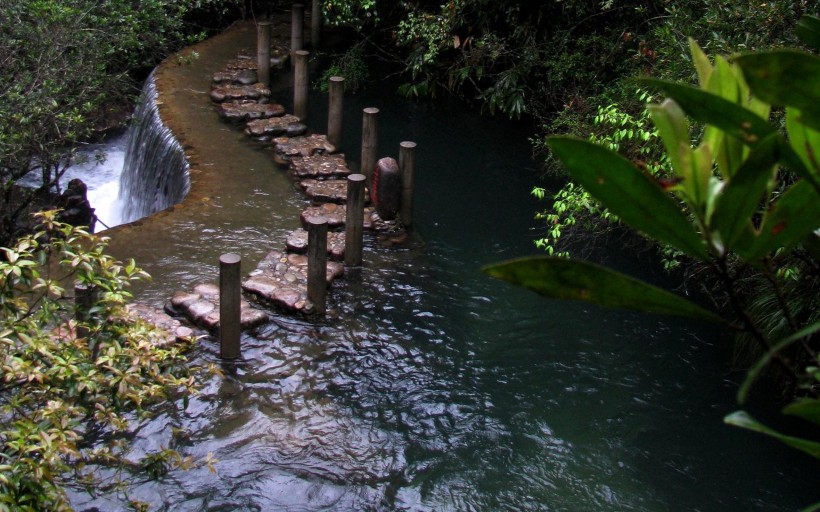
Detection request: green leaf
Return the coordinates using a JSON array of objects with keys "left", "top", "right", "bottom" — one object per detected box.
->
[
  {"left": 796, "top": 15, "right": 820, "bottom": 51},
  {"left": 648, "top": 99, "right": 689, "bottom": 177},
  {"left": 711, "top": 135, "right": 779, "bottom": 250},
  {"left": 737, "top": 321, "right": 820, "bottom": 403},
  {"left": 734, "top": 50, "right": 820, "bottom": 132},
  {"left": 643, "top": 79, "right": 819, "bottom": 189},
  {"left": 724, "top": 410, "right": 820, "bottom": 460},
  {"left": 688, "top": 38, "right": 712, "bottom": 86},
  {"left": 784, "top": 399, "right": 820, "bottom": 427},
  {"left": 742, "top": 180, "right": 820, "bottom": 260},
  {"left": 787, "top": 107, "right": 820, "bottom": 179},
  {"left": 483, "top": 256, "right": 721, "bottom": 322},
  {"left": 547, "top": 137, "right": 709, "bottom": 260}
]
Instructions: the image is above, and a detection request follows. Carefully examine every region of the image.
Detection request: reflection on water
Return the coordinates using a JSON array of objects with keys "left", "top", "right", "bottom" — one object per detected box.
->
[{"left": 74, "top": 22, "right": 819, "bottom": 512}]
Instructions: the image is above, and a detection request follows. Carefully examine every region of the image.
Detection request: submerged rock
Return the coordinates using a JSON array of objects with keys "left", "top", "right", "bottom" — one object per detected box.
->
[
  {"left": 300, "top": 179, "right": 349, "bottom": 204},
  {"left": 300, "top": 204, "right": 376, "bottom": 231},
  {"left": 125, "top": 303, "right": 194, "bottom": 346}
]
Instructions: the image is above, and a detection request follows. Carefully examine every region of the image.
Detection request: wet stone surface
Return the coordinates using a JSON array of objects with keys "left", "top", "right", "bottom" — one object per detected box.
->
[
  {"left": 300, "top": 179, "right": 349, "bottom": 204},
  {"left": 271, "top": 135, "right": 336, "bottom": 166},
  {"left": 126, "top": 303, "right": 194, "bottom": 346},
  {"left": 243, "top": 250, "right": 345, "bottom": 313},
  {"left": 219, "top": 101, "right": 286, "bottom": 122},
  {"left": 286, "top": 228, "right": 346, "bottom": 261},
  {"left": 209, "top": 83, "right": 271, "bottom": 103},
  {"left": 245, "top": 114, "right": 304, "bottom": 138},
  {"left": 170, "top": 283, "right": 269, "bottom": 332},
  {"left": 290, "top": 153, "right": 351, "bottom": 180},
  {"left": 300, "top": 204, "right": 377, "bottom": 231},
  {"left": 212, "top": 69, "right": 258, "bottom": 85},
  {"left": 225, "top": 57, "right": 257, "bottom": 71}
]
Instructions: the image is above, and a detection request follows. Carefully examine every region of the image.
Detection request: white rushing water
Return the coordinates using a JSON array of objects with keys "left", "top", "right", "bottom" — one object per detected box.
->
[{"left": 21, "top": 133, "right": 128, "bottom": 231}]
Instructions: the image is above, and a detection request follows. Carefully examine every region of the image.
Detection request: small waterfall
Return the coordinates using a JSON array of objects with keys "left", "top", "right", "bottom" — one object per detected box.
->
[{"left": 119, "top": 74, "right": 190, "bottom": 223}]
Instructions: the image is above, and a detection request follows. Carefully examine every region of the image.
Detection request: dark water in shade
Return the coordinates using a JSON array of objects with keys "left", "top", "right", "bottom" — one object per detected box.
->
[{"left": 76, "top": 22, "right": 819, "bottom": 511}]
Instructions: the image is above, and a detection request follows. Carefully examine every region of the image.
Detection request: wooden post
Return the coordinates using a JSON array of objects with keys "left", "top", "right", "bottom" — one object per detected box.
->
[
  {"left": 399, "top": 141, "right": 417, "bottom": 227},
  {"left": 327, "top": 76, "right": 344, "bottom": 149},
  {"left": 294, "top": 50, "right": 309, "bottom": 121},
  {"left": 307, "top": 216, "right": 328, "bottom": 315},
  {"left": 361, "top": 107, "right": 379, "bottom": 187},
  {"left": 345, "top": 174, "right": 366, "bottom": 266},
  {"left": 257, "top": 21, "right": 271, "bottom": 87},
  {"left": 219, "top": 253, "right": 241, "bottom": 360},
  {"left": 74, "top": 282, "right": 96, "bottom": 339},
  {"left": 291, "top": 3, "right": 305, "bottom": 58},
  {"left": 311, "top": 0, "right": 322, "bottom": 48}
]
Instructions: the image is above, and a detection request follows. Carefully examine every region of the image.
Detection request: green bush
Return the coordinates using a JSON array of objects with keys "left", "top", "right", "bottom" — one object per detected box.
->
[{"left": 0, "top": 213, "right": 199, "bottom": 510}]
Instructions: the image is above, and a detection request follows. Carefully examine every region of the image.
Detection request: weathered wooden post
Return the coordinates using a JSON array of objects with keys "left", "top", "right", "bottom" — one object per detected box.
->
[
  {"left": 219, "top": 253, "right": 241, "bottom": 359},
  {"left": 307, "top": 216, "right": 328, "bottom": 315},
  {"left": 257, "top": 21, "right": 271, "bottom": 87},
  {"left": 345, "top": 174, "right": 366, "bottom": 266},
  {"left": 399, "top": 141, "right": 417, "bottom": 227},
  {"left": 294, "top": 50, "right": 310, "bottom": 121},
  {"left": 291, "top": 3, "right": 305, "bottom": 58},
  {"left": 361, "top": 107, "right": 379, "bottom": 187},
  {"left": 74, "top": 282, "right": 96, "bottom": 339},
  {"left": 327, "top": 76, "right": 344, "bottom": 148},
  {"left": 311, "top": 0, "right": 322, "bottom": 48}
]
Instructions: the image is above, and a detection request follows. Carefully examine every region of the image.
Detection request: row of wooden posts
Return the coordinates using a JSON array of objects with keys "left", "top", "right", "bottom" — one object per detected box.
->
[{"left": 217, "top": 12, "right": 418, "bottom": 359}]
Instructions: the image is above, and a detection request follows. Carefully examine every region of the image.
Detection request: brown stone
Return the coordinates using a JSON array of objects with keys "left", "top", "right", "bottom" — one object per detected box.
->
[
  {"left": 209, "top": 83, "right": 270, "bottom": 103},
  {"left": 300, "top": 205, "right": 376, "bottom": 231},
  {"left": 212, "top": 69, "right": 258, "bottom": 85},
  {"left": 300, "top": 179, "right": 349, "bottom": 204},
  {"left": 219, "top": 102, "right": 285, "bottom": 122},
  {"left": 245, "top": 114, "right": 302, "bottom": 137},
  {"left": 290, "top": 153, "right": 351, "bottom": 180},
  {"left": 271, "top": 134, "right": 336, "bottom": 165},
  {"left": 286, "top": 228, "right": 346, "bottom": 261},
  {"left": 225, "top": 58, "right": 257, "bottom": 71}
]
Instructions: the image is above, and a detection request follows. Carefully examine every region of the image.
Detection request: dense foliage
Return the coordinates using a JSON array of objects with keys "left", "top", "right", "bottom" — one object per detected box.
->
[
  {"left": 486, "top": 26, "right": 820, "bottom": 507},
  {"left": 0, "top": 214, "right": 203, "bottom": 510},
  {"left": 0, "top": 0, "right": 242, "bottom": 247}
]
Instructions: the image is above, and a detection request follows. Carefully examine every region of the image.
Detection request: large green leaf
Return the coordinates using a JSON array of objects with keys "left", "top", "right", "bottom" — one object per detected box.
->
[
  {"left": 784, "top": 399, "right": 820, "bottom": 427},
  {"left": 483, "top": 256, "right": 721, "bottom": 322},
  {"left": 725, "top": 410, "right": 820, "bottom": 460},
  {"left": 643, "top": 79, "right": 819, "bottom": 190},
  {"left": 547, "top": 137, "right": 709, "bottom": 260},
  {"left": 787, "top": 107, "right": 820, "bottom": 179},
  {"left": 711, "top": 135, "right": 779, "bottom": 250},
  {"left": 742, "top": 180, "right": 820, "bottom": 260},
  {"left": 734, "top": 50, "right": 820, "bottom": 131},
  {"left": 796, "top": 15, "right": 820, "bottom": 51}
]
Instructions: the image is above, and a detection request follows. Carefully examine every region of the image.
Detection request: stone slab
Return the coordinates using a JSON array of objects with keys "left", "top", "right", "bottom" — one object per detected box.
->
[
  {"left": 169, "top": 283, "right": 269, "bottom": 332},
  {"left": 299, "top": 179, "right": 349, "bottom": 204},
  {"left": 286, "top": 228, "right": 346, "bottom": 261},
  {"left": 125, "top": 303, "right": 194, "bottom": 346},
  {"left": 271, "top": 135, "right": 336, "bottom": 166},
  {"left": 210, "top": 83, "right": 270, "bottom": 103},
  {"left": 225, "top": 57, "right": 257, "bottom": 71},
  {"left": 218, "top": 101, "right": 286, "bottom": 122},
  {"left": 212, "top": 69, "right": 258, "bottom": 86},
  {"left": 243, "top": 249, "right": 344, "bottom": 313},
  {"left": 245, "top": 115, "right": 304, "bottom": 137},
  {"left": 300, "top": 204, "right": 376, "bottom": 231},
  {"left": 289, "top": 153, "right": 351, "bottom": 180}
]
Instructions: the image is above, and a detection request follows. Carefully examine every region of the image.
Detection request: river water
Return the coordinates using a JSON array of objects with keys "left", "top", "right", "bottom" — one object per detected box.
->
[{"left": 75, "top": 21, "right": 818, "bottom": 511}]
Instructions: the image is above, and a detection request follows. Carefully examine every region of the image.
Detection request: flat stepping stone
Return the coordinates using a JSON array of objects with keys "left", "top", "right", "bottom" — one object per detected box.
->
[
  {"left": 125, "top": 303, "right": 194, "bottom": 346},
  {"left": 212, "top": 69, "right": 257, "bottom": 85},
  {"left": 170, "top": 283, "right": 269, "bottom": 332},
  {"left": 219, "top": 101, "right": 285, "bottom": 122},
  {"left": 290, "top": 153, "right": 351, "bottom": 180},
  {"left": 243, "top": 250, "right": 344, "bottom": 313},
  {"left": 225, "top": 58, "right": 257, "bottom": 71},
  {"left": 300, "top": 204, "right": 376, "bottom": 231},
  {"left": 300, "top": 179, "right": 349, "bottom": 204},
  {"left": 286, "top": 228, "right": 346, "bottom": 261},
  {"left": 236, "top": 42, "right": 289, "bottom": 67},
  {"left": 210, "top": 83, "right": 270, "bottom": 103},
  {"left": 271, "top": 135, "right": 336, "bottom": 165},
  {"left": 245, "top": 115, "right": 305, "bottom": 138}
]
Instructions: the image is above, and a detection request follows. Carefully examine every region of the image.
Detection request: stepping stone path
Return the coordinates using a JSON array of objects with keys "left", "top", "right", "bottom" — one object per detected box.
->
[{"left": 166, "top": 18, "right": 410, "bottom": 339}]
